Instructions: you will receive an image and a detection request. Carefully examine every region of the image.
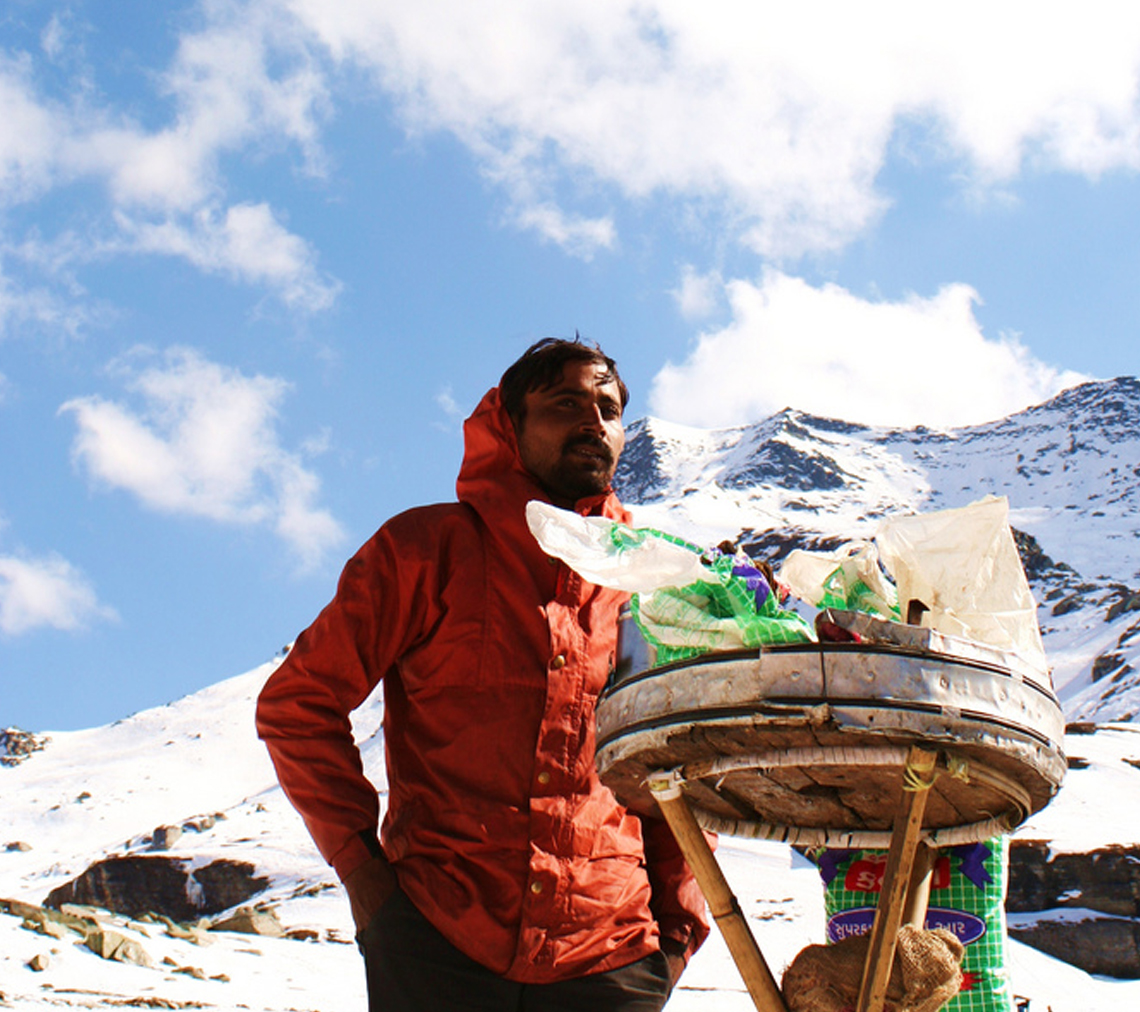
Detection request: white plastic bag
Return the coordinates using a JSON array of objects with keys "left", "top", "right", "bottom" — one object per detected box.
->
[
  {"left": 874, "top": 496, "right": 1047, "bottom": 676},
  {"left": 778, "top": 541, "right": 899, "bottom": 620},
  {"left": 525, "top": 501, "right": 709, "bottom": 594}
]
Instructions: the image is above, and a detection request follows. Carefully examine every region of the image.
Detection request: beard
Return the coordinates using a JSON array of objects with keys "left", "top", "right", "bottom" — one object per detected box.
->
[{"left": 541, "top": 436, "right": 616, "bottom": 504}]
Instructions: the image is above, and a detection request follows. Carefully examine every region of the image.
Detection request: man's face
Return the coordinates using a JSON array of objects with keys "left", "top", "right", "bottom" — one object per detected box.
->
[{"left": 515, "top": 360, "right": 626, "bottom": 508}]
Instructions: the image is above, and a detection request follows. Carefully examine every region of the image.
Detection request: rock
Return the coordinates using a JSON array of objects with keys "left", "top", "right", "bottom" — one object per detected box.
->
[
  {"left": 1009, "top": 841, "right": 1140, "bottom": 917},
  {"left": 1008, "top": 840, "right": 1140, "bottom": 978},
  {"left": 159, "top": 917, "right": 214, "bottom": 946},
  {"left": 290, "top": 881, "right": 335, "bottom": 900},
  {"left": 1106, "top": 593, "right": 1140, "bottom": 622},
  {"left": 193, "top": 859, "right": 269, "bottom": 911},
  {"left": 26, "top": 952, "right": 49, "bottom": 971},
  {"left": 1051, "top": 594, "right": 1084, "bottom": 616},
  {"left": 60, "top": 902, "right": 104, "bottom": 921},
  {"left": 1008, "top": 914, "right": 1140, "bottom": 978},
  {"left": 85, "top": 928, "right": 155, "bottom": 968},
  {"left": 4, "top": 842, "right": 31, "bottom": 852},
  {"left": 23, "top": 918, "right": 72, "bottom": 940},
  {"left": 44, "top": 856, "right": 268, "bottom": 921},
  {"left": 1087, "top": 651, "right": 1134, "bottom": 688},
  {"left": 210, "top": 906, "right": 285, "bottom": 938},
  {"left": 0, "top": 727, "right": 49, "bottom": 767},
  {"left": 150, "top": 825, "right": 183, "bottom": 851},
  {"left": 3, "top": 897, "right": 93, "bottom": 938}
]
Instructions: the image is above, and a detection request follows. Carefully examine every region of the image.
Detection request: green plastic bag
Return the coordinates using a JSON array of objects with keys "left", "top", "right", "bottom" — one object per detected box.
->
[{"left": 631, "top": 544, "right": 815, "bottom": 664}]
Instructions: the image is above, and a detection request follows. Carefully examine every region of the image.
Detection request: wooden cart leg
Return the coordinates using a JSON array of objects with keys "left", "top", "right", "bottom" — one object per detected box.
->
[
  {"left": 855, "top": 746, "right": 938, "bottom": 1012},
  {"left": 902, "top": 843, "right": 938, "bottom": 930},
  {"left": 647, "top": 770, "right": 789, "bottom": 1012}
]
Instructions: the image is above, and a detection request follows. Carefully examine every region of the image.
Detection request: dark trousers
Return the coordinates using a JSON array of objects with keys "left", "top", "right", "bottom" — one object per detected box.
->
[{"left": 357, "top": 888, "right": 672, "bottom": 1012}]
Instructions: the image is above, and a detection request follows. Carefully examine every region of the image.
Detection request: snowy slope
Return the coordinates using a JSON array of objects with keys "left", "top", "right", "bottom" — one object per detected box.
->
[
  {"left": 0, "top": 657, "right": 387, "bottom": 1009},
  {"left": 3, "top": 663, "right": 1140, "bottom": 1011}
]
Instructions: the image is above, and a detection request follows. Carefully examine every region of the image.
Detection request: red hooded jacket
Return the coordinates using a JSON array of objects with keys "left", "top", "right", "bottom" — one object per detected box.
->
[{"left": 256, "top": 387, "right": 709, "bottom": 982}]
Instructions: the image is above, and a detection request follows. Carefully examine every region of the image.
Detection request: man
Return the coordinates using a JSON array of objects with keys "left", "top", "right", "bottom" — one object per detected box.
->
[{"left": 256, "top": 338, "right": 709, "bottom": 1011}]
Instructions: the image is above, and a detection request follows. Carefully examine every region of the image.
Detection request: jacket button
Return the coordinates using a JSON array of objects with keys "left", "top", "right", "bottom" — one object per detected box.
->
[
  {"left": 530, "top": 880, "right": 544, "bottom": 895},
  {"left": 551, "top": 655, "right": 566, "bottom": 669},
  {"left": 537, "top": 771, "right": 551, "bottom": 786}
]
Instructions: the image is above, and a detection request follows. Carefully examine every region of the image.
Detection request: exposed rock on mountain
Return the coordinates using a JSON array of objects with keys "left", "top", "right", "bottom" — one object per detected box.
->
[
  {"left": 1008, "top": 841, "right": 1140, "bottom": 918},
  {"left": 0, "top": 728, "right": 49, "bottom": 767},
  {"left": 44, "top": 856, "right": 267, "bottom": 922}
]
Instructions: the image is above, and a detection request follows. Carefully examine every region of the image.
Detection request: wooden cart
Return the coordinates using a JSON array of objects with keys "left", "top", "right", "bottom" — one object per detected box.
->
[{"left": 596, "top": 615, "right": 1066, "bottom": 1012}]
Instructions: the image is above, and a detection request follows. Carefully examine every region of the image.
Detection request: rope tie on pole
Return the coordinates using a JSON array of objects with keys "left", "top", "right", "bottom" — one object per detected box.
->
[{"left": 902, "top": 750, "right": 938, "bottom": 792}]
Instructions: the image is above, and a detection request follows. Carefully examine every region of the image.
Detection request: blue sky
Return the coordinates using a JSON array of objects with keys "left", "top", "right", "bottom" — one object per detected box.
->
[{"left": 2, "top": 1, "right": 1138, "bottom": 731}]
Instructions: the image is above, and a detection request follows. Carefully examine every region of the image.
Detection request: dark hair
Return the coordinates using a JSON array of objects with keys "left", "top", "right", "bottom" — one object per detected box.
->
[{"left": 499, "top": 336, "right": 629, "bottom": 425}]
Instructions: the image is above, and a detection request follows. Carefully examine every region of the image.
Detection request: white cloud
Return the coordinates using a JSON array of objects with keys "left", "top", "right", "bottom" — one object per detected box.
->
[
  {"left": 63, "top": 0, "right": 330, "bottom": 214},
  {"left": 0, "top": 265, "right": 91, "bottom": 339},
  {"left": 0, "top": 1, "right": 336, "bottom": 319},
  {"left": 117, "top": 203, "right": 340, "bottom": 312},
  {"left": 0, "top": 54, "right": 62, "bottom": 205},
  {"left": 40, "top": 16, "right": 67, "bottom": 62},
  {"left": 509, "top": 202, "right": 615, "bottom": 260},
  {"left": 672, "top": 266, "right": 724, "bottom": 321},
  {"left": 0, "top": 551, "right": 117, "bottom": 635},
  {"left": 434, "top": 385, "right": 462, "bottom": 419},
  {"left": 8, "top": 0, "right": 1140, "bottom": 320},
  {"left": 286, "top": 0, "right": 1140, "bottom": 257},
  {"left": 60, "top": 348, "right": 345, "bottom": 569},
  {"left": 649, "top": 271, "right": 1091, "bottom": 429}
]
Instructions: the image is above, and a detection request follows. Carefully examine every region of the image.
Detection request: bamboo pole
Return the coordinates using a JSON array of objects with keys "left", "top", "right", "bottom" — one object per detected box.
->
[
  {"left": 855, "top": 746, "right": 938, "bottom": 1012},
  {"left": 647, "top": 770, "right": 789, "bottom": 1012},
  {"left": 902, "top": 842, "right": 938, "bottom": 930}
]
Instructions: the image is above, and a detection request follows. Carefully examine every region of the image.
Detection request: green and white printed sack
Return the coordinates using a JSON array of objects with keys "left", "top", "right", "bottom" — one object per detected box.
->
[{"left": 812, "top": 838, "right": 1014, "bottom": 1012}]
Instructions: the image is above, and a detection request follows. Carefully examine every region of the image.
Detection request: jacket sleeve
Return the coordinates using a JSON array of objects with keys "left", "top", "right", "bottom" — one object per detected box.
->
[
  {"left": 255, "top": 520, "right": 431, "bottom": 882},
  {"left": 639, "top": 813, "right": 713, "bottom": 965}
]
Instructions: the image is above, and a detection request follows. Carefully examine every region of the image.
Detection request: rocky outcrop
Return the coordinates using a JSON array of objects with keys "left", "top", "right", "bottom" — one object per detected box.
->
[
  {"left": 211, "top": 905, "right": 285, "bottom": 937},
  {"left": 1007, "top": 913, "right": 1140, "bottom": 978},
  {"left": 1008, "top": 841, "right": 1140, "bottom": 916},
  {"left": 1008, "top": 840, "right": 1140, "bottom": 978},
  {"left": 44, "top": 855, "right": 268, "bottom": 921},
  {"left": 150, "top": 825, "right": 183, "bottom": 851},
  {"left": 1, "top": 897, "right": 155, "bottom": 968},
  {"left": 0, "top": 727, "right": 48, "bottom": 767},
  {"left": 86, "top": 926, "right": 156, "bottom": 967}
]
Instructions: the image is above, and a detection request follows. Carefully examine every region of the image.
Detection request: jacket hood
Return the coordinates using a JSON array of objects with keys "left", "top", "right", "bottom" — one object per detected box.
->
[{"left": 456, "top": 387, "right": 627, "bottom": 526}]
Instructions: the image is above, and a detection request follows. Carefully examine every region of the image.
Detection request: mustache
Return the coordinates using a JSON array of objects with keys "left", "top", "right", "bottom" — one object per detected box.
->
[{"left": 562, "top": 435, "right": 614, "bottom": 466}]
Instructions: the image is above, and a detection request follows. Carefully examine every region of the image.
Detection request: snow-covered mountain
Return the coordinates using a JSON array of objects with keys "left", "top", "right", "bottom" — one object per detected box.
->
[
  {"left": 6, "top": 378, "right": 1140, "bottom": 1010},
  {"left": 615, "top": 376, "right": 1140, "bottom": 725}
]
